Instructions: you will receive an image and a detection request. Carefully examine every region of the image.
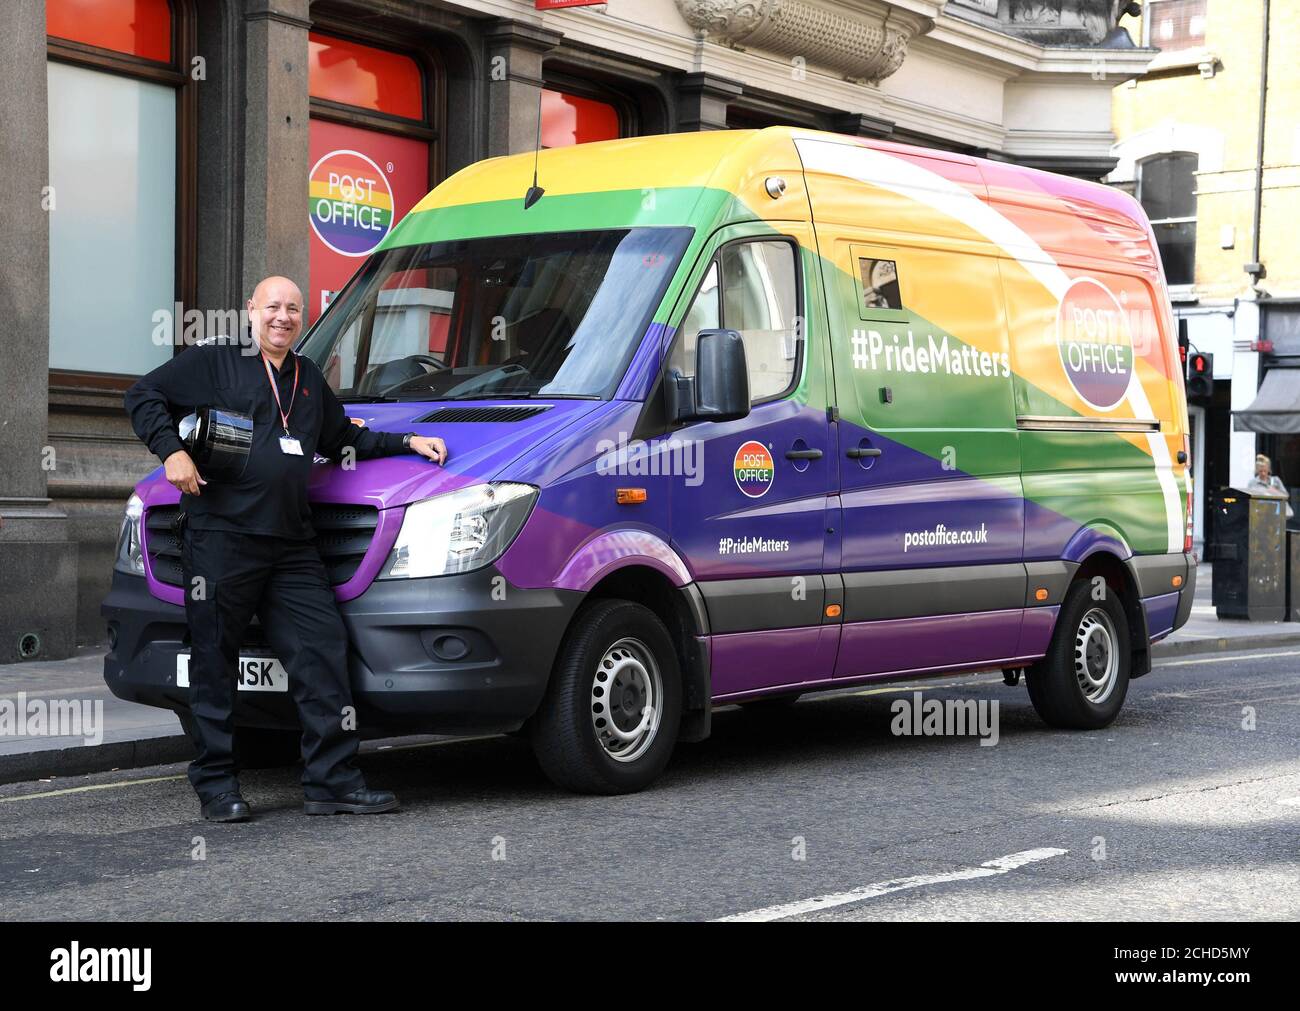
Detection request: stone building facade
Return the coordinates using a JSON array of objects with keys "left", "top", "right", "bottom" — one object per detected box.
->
[{"left": 0, "top": 0, "right": 1152, "bottom": 661}]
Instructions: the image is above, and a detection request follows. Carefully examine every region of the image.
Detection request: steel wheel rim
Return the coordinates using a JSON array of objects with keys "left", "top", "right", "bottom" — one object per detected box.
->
[
  {"left": 590, "top": 636, "right": 662, "bottom": 764},
  {"left": 1075, "top": 607, "right": 1118, "bottom": 704}
]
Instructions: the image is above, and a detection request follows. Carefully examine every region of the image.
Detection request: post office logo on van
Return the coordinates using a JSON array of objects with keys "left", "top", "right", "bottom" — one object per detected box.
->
[
  {"left": 1056, "top": 277, "right": 1133, "bottom": 412},
  {"left": 734, "top": 441, "right": 775, "bottom": 498},
  {"left": 309, "top": 149, "right": 394, "bottom": 258}
]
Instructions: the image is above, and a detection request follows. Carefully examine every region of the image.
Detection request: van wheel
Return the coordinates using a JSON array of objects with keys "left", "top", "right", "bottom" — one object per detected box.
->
[
  {"left": 1026, "top": 580, "right": 1131, "bottom": 730},
  {"left": 531, "top": 599, "right": 681, "bottom": 794}
]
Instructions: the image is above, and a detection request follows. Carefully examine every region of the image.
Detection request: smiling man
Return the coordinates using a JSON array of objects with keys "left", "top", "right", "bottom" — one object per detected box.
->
[{"left": 124, "top": 276, "right": 448, "bottom": 822}]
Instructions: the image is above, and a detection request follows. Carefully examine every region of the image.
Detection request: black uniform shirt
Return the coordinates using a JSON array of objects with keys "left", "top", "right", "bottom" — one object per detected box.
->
[{"left": 125, "top": 334, "right": 410, "bottom": 539}]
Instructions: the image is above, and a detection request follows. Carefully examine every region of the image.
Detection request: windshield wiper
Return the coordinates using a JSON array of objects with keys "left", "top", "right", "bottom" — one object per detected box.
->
[{"left": 337, "top": 394, "right": 400, "bottom": 403}]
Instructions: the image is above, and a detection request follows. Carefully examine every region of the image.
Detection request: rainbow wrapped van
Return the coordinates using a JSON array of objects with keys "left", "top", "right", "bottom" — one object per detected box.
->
[{"left": 105, "top": 128, "right": 1196, "bottom": 793}]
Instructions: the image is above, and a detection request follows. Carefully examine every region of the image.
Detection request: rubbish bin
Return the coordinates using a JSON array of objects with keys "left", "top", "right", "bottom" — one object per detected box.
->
[
  {"left": 1289, "top": 531, "right": 1300, "bottom": 622},
  {"left": 1209, "top": 486, "right": 1287, "bottom": 620}
]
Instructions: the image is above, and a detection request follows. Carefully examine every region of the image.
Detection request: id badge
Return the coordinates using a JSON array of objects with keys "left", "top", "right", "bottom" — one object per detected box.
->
[{"left": 279, "top": 435, "right": 304, "bottom": 456}]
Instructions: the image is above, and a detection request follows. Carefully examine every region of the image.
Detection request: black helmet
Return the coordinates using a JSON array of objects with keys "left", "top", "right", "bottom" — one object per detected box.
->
[{"left": 178, "top": 406, "right": 253, "bottom": 481}]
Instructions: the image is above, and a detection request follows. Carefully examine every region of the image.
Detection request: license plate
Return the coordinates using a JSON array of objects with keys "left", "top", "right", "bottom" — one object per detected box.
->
[{"left": 176, "top": 653, "right": 289, "bottom": 692}]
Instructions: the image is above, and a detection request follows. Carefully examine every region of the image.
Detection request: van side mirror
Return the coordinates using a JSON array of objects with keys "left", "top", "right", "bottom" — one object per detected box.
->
[{"left": 667, "top": 329, "right": 751, "bottom": 425}]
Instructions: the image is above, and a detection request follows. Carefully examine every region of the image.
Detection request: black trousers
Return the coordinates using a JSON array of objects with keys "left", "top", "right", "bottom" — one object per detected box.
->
[{"left": 179, "top": 525, "right": 365, "bottom": 803}]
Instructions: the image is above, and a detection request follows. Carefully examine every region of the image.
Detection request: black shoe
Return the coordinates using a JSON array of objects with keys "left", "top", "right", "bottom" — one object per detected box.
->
[
  {"left": 201, "top": 791, "right": 251, "bottom": 822},
  {"left": 304, "top": 787, "right": 400, "bottom": 816}
]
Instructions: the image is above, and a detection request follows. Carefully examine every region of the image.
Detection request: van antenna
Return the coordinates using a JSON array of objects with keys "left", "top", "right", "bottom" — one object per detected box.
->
[{"left": 524, "top": 87, "right": 545, "bottom": 210}]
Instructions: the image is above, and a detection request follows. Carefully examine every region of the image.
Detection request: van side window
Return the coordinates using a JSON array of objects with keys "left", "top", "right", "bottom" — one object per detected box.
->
[
  {"left": 858, "top": 257, "right": 903, "bottom": 312},
  {"left": 670, "top": 239, "right": 801, "bottom": 403},
  {"left": 668, "top": 261, "right": 719, "bottom": 378}
]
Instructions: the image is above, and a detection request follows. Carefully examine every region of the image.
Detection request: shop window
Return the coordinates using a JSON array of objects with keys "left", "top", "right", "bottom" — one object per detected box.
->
[
  {"left": 541, "top": 89, "right": 620, "bottom": 148},
  {"left": 47, "top": 0, "right": 172, "bottom": 63},
  {"left": 46, "top": 0, "right": 191, "bottom": 377},
  {"left": 1144, "top": 0, "right": 1207, "bottom": 51},
  {"left": 308, "top": 32, "right": 423, "bottom": 120},
  {"left": 308, "top": 32, "right": 435, "bottom": 323},
  {"left": 48, "top": 63, "right": 177, "bottom": 375},
  {"left": 670, "top": 240, "right": 801, "bottom": 403},
  {"left": 1138, "top": 153, "right": 1198, "bottom": 287}
]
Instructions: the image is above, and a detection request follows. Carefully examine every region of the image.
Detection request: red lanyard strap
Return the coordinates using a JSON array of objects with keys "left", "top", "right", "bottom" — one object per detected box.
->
[{"left": 262, "top": 352, "right": 299, "bottom": 434}]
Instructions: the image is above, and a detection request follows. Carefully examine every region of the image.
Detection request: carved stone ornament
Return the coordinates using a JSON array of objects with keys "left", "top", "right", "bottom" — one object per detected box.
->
[
  {"left": 1005, "top": 0, "right": 1134, "bottom": 44},
  {"left": 675, "top": 0, "right": 935, "bottom": 84}
]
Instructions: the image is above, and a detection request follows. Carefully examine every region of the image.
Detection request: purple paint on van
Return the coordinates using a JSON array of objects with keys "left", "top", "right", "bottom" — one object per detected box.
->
[
  {"left": 835, "top": 609, "right": 1028, "bottom": 678},
  {"left": 710, "top": 625, "right": 837, "bottom": 696},
  {"left": 1017, "top": 605, "right": 1060, "bottom": 656},
  {"left": 616, "top": 322, "right": 676, "bottom": 402},
  {"left": 1144, "top": 591, "right": 1180, "bottom": 640}
]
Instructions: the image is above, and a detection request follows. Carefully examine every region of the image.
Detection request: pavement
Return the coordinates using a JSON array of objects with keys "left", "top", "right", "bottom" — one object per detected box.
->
[
  {"left": 1, "top": 562, "right": 1297, "bottom": 785},
  {"left": 1, "top": 641, "right": 1297, "bottom": 920}
]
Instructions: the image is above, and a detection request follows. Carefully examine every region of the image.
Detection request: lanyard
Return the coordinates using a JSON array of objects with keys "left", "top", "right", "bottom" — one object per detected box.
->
[{"left": 261, "top": 351, "right": 299, "bottom": 436}]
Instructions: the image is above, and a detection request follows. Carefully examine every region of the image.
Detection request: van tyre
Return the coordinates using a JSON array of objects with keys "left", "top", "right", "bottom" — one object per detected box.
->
[
  {"left": 1027, "top": 580, "right": 1131, "bottom": 730},
  {"left": 531, "top": 599, "right": 681, "bottom": 794}
]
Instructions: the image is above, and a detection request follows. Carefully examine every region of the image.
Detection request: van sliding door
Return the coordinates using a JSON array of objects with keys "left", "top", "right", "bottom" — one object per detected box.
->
[{"left": 820, "top": 237, "right": 1027, "bottom": 677}]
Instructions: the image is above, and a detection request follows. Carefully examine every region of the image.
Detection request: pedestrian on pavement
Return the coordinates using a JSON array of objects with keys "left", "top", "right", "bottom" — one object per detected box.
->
[
  {"left": 124, "top": 276, "right": 449, "bottom": 822},
  {"left": 1248, "top": 454, "right": 1293, "bottom": 518}
]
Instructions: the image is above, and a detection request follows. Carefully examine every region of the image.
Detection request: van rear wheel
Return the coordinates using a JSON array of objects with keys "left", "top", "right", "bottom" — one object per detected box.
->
[
  {"left": 531, "top": 599, "right": 681, "bottom": 794},
  {"left": 1026, "top": 580, "right": 1131, "bottom": 730}
]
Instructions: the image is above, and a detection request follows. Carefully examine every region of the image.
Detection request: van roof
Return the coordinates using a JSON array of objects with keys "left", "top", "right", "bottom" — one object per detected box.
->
[{"left": 386, "top": 126, "right": 1156, "bottom": 272}]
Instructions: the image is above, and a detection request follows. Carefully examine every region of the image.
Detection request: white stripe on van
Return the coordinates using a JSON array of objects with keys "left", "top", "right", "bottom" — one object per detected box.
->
[{"left": 795, "top": 138, "right": 1183, "bottom": 552}]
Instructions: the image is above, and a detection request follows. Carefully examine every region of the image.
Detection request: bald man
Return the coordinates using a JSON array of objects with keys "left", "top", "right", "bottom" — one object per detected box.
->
[{"left": 125, "top": 277, "right": 447, "bottom": 822}]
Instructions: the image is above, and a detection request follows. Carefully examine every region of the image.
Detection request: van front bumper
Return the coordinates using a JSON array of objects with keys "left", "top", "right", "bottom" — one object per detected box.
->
[{"left": 101, "top": 567, "right": 581, "bottom": 736}]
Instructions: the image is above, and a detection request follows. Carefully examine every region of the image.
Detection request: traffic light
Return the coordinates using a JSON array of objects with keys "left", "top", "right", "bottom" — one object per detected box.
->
[
  {"left": 1178, "top": 319, "right": 1189, "bottom": 368},
  {"left": 1186, "top": 351, "right": 1213, "bottom": 399}
]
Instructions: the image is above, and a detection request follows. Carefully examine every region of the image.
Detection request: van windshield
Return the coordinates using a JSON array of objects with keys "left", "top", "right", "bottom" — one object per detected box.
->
[{"left": 298, "top": 227, "right": 692, "bottom": 401}]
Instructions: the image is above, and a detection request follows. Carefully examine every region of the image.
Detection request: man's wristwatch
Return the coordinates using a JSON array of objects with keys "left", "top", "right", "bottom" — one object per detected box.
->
[{"left": 401, "top": 433, "right": 414, "bottom": 450}]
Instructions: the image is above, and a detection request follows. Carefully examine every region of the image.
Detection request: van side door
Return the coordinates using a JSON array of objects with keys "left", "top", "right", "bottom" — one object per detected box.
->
[
  {"left": 820, "top": 235, "right": 1028, "bottom": 676},
  {"left": 665, "top": 222, "right": 839, "bottom": 699}
]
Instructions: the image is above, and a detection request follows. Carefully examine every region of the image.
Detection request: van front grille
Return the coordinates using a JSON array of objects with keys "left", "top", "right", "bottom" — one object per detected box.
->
[{"left": 144, "top": 503, "right": 379, "bottom": 588}]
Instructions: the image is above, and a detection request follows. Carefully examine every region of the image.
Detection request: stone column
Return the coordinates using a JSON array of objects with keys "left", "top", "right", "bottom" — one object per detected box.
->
[
  {"left": 484, "top": 19, "right": 563, "bottom": 158},
  {"left": 676, "top": 72, "right": 742, "bottom": 132},
  {"left": 241, "top": 0, "right": 312, "bottom": 299},
  {"left": 0, "top": 0, "right": 79, "bottom": 662}
]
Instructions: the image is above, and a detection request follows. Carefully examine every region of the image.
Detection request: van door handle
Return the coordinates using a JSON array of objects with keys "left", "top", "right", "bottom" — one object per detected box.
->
[
  {"left": 785, "top": 448, "right": 823, "bottom": 460},
  {"left": 846, "top": 447, "right": 882, "bottom": 459}
]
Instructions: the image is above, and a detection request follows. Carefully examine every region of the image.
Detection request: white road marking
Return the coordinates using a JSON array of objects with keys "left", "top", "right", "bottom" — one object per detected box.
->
[
  {"left": 1156, "top": 650, "right": 1300, "bottom": 668},
  {"left": 715, "top": 847, "right": 1068, "bottom": 922},
  {"left": 0, "top": 775, "right": 186, "bottom": 803}
]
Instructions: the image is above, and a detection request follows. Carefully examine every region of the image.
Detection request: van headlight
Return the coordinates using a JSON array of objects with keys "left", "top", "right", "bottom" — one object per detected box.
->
[
  {"left": 114, "top": 493, "right": 145, "bottom": 576},
  {"left": 380, "top": 483, "right": 537, "bottom": 579}
]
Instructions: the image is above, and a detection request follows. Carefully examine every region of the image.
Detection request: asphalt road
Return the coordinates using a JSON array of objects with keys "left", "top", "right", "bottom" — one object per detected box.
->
[{"left": 2, "top": 645, "right": 1298, "bottom": 921}]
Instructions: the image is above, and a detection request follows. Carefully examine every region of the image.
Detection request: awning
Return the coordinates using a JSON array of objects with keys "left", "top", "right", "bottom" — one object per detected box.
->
[{"left": 1234, "top": 368, "right": 1300, "bottom": 433}]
